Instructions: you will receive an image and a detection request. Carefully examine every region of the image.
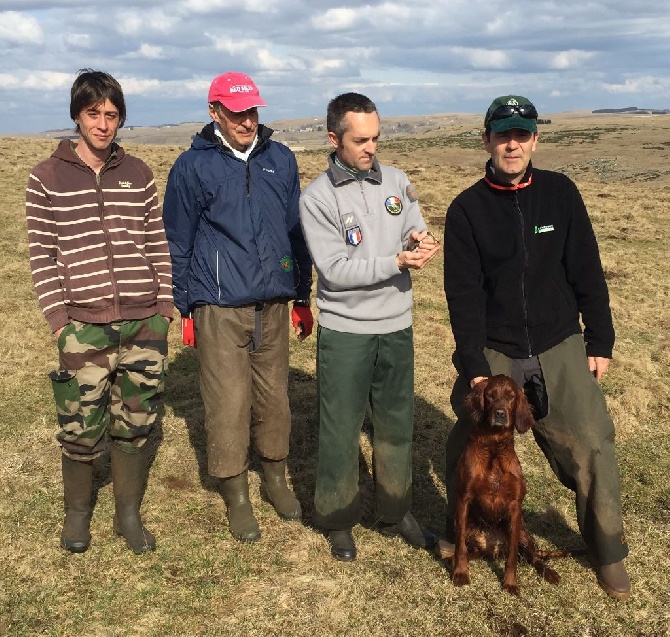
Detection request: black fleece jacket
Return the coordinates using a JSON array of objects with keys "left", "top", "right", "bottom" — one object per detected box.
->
[{"left": 443, "top": 160, "right": 614, "bottom": 382}]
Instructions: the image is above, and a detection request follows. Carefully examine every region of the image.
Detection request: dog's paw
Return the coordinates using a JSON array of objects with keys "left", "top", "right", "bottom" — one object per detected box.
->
[
  {"left": 503, "top": 582, "right": 521, "bottom": 596},
  {"left": 452, "top": 572, "right": 470, "bottom": 587},
  {"left": 542, "top": 565, "right": 561, "bottom": 585}
]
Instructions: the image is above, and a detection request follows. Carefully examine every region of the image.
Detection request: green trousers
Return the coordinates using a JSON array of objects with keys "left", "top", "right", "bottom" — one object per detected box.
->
[
  {"left": 314, "top": 326, "right": 415, "bottom": 530},
  {"left": 444, "top": 333, "right": 628, "bottom": 565}
]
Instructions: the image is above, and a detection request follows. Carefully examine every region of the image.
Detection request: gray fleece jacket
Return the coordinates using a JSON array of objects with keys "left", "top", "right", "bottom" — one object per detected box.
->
[{"left": 299, "top": 153, "right": 427, "bottom": 334}]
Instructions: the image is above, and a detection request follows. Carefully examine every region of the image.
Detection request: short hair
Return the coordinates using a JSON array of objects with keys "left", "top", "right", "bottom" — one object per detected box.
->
[
  {"left": 70, "top": 69, "right": 126, "bottom": 132},
  {"left": 326, "top": 92, "right": 377, "bottom": 140}
]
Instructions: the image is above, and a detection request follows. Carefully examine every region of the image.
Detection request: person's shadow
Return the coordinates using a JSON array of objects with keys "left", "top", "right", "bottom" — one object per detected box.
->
[
  {"left": 163, "top": 345, "right": 453, "bottom": 538},
  {"left": 163, "top": 345, "right": 582, "bottom": 564}
]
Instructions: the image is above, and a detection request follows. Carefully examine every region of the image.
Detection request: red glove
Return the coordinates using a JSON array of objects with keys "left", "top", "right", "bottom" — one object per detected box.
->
[
  {"left": 181, "top": 315, "right": 196, "bottom": 347},
  {"left": 291, "top": 304, "right": 313, "bottom": 339}
]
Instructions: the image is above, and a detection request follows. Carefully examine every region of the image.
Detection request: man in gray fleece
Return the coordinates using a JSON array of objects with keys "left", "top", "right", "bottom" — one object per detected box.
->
[{"left": 299, "top": 92, "right": 441, "bottom": 561}]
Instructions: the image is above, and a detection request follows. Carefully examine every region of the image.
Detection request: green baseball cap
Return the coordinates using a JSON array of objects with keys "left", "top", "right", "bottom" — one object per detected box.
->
[{"left": 484, "top": 95, "right": 538, "bottom": 133}]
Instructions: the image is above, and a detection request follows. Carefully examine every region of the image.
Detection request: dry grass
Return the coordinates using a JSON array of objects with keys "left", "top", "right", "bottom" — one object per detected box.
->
[{"left": 1, "top": 115, "right": 669, "bottom": 637}]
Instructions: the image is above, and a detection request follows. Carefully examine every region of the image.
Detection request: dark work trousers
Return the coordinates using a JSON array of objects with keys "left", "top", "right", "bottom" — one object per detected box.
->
[
  {"left": 313, "top": 325, "right": 415, "bottom": 530},
  {"left": 195, "top": 301, "right": 291, "bottom": 478},
  {"left": 444, "top": 333, "right": 628, "bottom": 566}
]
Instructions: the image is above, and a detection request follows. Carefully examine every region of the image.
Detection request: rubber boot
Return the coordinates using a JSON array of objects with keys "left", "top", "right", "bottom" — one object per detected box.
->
[
  {"left": 220, "top": 470, "right": 260, "bottom": 542},
  {"left": 60, "top": 454, "right": 93, "bottom": 553},
  {"left": 111, "top": 445, "right": 156, "bottom": 553},
  {"left": 261, "top": 458, "right": 302, "bottom": 521}
]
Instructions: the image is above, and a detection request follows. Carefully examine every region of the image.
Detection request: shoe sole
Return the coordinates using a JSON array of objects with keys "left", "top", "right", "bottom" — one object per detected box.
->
[
  {"left": 597, "top": 576, "right": 630, "bottom": 600},
  {"left": 331, "top": 550, "right": 356, "bottom": 562}
]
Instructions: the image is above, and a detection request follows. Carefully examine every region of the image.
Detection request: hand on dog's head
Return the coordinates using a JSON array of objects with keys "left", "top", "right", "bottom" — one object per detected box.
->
[{"left": 465, "top": 374, "right": 535, "bottom": 434}]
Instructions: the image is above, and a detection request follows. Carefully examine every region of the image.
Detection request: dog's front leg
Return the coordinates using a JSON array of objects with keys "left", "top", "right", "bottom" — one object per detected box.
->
[
  {"left": 503, "top": 500, "right": 522, "bottom": 596},
  {"left": 452, "top": 492, "right": 471, "bottom": 587}
]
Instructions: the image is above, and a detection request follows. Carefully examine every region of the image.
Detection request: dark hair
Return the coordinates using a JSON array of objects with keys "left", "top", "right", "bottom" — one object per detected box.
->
[
  {"left": 326, "top": 92, "right": 377, "bottom": 139},
  {"left": 70, "top": 69, "right": 126, "bottom": 132}
]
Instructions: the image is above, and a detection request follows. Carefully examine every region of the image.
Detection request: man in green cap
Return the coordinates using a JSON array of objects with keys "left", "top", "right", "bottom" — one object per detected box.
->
[{"left": 442, "top": 95, "right": 630, "bottom": 599}]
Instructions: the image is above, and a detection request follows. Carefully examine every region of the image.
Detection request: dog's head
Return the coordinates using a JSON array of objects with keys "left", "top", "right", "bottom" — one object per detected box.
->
[{"left": 465, "top": 374, "right": 535, "bottom": 434}]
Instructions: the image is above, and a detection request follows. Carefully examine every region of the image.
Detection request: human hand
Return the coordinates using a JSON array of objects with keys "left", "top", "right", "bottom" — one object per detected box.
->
[
  {"left": 53, "top": 326, "right": 67, "bottom": 340},
  {"left": 397, "top": 231, "right": 441, "bottom": 270},
  {"left": 588, "top": 356, "right": 610, "bottom": 381},
  {"left": 470, "top": 376, "right": 488, "bottom": 389},
  {"left": 291, "top": 304, "right": 313, "bottom": 340}
]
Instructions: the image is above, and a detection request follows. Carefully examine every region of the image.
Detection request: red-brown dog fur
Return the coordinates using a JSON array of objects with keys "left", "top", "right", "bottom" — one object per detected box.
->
[{"left": 452, "top": 374, "right": 566, "bottom": 596}]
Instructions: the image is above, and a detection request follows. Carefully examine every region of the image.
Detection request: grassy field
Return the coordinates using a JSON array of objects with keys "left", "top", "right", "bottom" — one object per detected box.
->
[{"left": 1, "top": 115, "right": 669, "bottom": 636}]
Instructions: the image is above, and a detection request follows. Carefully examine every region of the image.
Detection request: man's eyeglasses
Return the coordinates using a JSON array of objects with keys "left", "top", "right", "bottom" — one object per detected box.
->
[{"left": 485, "top": 103, "right": 538, "bottom": 126}]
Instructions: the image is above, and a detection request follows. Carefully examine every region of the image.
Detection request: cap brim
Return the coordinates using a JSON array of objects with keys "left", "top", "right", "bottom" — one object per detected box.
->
[
  {"left": 218, "top": 96, "right": 267, "bottom": 112},
  {"left": 489, "top": 116, "right": 537, "bottom": 133}
]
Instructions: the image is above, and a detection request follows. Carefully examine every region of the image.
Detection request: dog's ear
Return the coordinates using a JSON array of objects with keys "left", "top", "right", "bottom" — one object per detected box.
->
[
  {"left": 465, "top": 379, "right": 487, "bottom": 423},
  {"left": 514, "top": 388, "right": 535, "bottom": 434}
]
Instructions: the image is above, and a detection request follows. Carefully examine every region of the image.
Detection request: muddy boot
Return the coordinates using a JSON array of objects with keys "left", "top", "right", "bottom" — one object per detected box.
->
[
  {"left": 220, "top": 470, "right": 260, "bottom": 542},
  {"left": 261, "top": 457, "right": 301, "bottom": 521},
  {"left": 60, "top": 454, "right": 93, "bottom": 553},
  {"left": 111, "top": 445, "right": 156, "bottom": 553}
]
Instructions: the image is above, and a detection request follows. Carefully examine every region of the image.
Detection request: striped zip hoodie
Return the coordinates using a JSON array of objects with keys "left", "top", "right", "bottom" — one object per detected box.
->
[{"left": 26, "top": 139, "right": 174, "bottom": 333}]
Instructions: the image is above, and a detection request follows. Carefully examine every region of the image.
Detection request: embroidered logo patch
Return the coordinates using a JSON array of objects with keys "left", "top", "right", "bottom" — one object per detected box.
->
[
  {"left": 280, "top": 256, "right": 292, "bottom": 271},
  {"left": 534, "top": 224, "right": 555, "bottom": 234},
  {"left": 347, "top": 226, "right": 362, "bottom": 246},
  {"left": 118, "top": 180, "right": 132, "bottom": 188},
  {"left": 385, "top": 196, "right": 403, "bottom": 215},
  {"left": 341, "top": 212, "right": 363, "bottom": 246}
]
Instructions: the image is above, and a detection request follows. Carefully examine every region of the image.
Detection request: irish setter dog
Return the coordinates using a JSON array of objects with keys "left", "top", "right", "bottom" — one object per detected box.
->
[{"left": 447, "top": 374, "right": 567, "bottom": 596}]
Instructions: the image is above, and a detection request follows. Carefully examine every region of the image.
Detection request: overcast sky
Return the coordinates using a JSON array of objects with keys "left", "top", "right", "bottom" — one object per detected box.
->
[{"left": 1, "top": 0, "right": 669, "bottom": 134}]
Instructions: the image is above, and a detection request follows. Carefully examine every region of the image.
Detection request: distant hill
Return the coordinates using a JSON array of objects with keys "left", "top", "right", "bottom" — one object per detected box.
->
[{"left": 592, "top": 106, "right": 670, "bottom": 115}]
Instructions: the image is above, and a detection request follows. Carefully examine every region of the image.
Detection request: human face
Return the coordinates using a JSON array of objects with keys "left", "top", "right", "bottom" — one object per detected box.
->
[
  {"left": 483, "top": 128, "right": 539, "bottom": 185},
  {"left": 329, "top": 111, "right": 379, "bottom": 172},
  {"left": 210, "top": 103, "right": 259, "bottom": 151},
  {"left": 75, "top": 98, "right": 120, "bottom": 163}
]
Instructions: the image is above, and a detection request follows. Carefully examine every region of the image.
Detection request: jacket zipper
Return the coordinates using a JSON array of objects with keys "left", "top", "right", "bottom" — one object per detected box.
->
[
  {"left": 95, "top": 167, "right": 121, "bottom": 317},
  {"left": 514, "top": 192, "right": 533, "bottom": 357}
]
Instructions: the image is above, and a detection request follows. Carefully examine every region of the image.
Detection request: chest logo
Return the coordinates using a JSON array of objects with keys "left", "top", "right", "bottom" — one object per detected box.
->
[
  {"left": 280, "top": 256, "right": 292, "bottom": 271},
  {"left": 118, "top": 180, "right": 132, "bottom": 188},
  {"left": 534, "top": 224, "right": 555, "bottom": 234},
  {"left": 385, "top": 196, "right": 403, "bottom": 215}
]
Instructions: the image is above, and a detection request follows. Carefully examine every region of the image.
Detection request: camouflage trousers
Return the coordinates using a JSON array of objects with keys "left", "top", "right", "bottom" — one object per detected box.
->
[{"left": 49, "top": 314, "right": 169, "bottom": 460}]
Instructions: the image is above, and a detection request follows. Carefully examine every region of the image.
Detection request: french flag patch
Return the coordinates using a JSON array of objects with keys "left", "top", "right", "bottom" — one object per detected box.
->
[{"left": 347, "top": 226, "right": 362, "bottom": 246}]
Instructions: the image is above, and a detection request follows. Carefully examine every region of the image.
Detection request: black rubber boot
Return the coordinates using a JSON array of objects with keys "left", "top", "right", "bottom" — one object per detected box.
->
[
  {"left": 60, "top": 454, "right": 93, "bottom": 553},
  {"left": 111, "top": 445, "right": 156, "bottom": 553},
  {"left": 220, "top": 470, "right": 261, "bottom": 542},
  {"left": 261, "top": 458, "right": 301, "bottom": 521},
  {"left": 376, "top": 511, "right": 436, "bottom": 549}
]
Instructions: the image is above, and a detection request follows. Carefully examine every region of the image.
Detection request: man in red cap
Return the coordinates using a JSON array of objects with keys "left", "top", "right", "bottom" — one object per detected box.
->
[{"left": 163, "top": 72, "right": 313, "bottom": 543}]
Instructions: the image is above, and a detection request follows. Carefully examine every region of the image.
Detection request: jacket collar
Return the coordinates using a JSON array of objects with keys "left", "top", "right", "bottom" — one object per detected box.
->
[
  {"left": 52, "top": 138, "right": 124, "bottom": 170},
  {"left": 327, "top": 152, "right": 382, "bottom": 186},
  {"left": 483, "top": 159, "right": 533, "bottom": 191},
  {"left": 196, "top": 122, "right": 273, "bottom": 154}
]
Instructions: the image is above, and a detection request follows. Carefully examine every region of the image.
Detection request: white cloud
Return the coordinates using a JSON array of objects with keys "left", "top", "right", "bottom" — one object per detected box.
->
[
  {"left": 63, "top": 33, "right": 92, "bottom": 49},
  {"left": 0, "top": 70, "right": 72, "bottom": 90},
  {"left": 1, "top": 0, "right": 670, "bottom": 133},
  {"left": 136, "top": 43, "right": 164, "bottom": 59},
  {"left": 603, "top": 76, "right": 670, "bottom": 94},
  {"left": 312, "top": 7, "right": 359, "bottom": 31},
  {"left": 116, "top": 76, "right": 162, "bottom": 95},
  {"left": 549, "top": 49, "right": 595, "bottom": 70},
  {"left": 0, "top": 11, "right": 43, "bottom": 44},
  {"left": 115, "top": 8, "right": 177, "bottom": 36}
]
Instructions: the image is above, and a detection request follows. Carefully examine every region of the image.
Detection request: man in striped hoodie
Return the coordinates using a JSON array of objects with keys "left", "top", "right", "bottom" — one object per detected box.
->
[{"left": 25, "top": 69, "right": 174, "bottom": 554}]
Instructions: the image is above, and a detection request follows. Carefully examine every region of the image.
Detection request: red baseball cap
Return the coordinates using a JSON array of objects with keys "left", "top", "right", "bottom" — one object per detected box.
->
[{"left": 207, "top": 72, "right": 267, "bottom": 112}]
